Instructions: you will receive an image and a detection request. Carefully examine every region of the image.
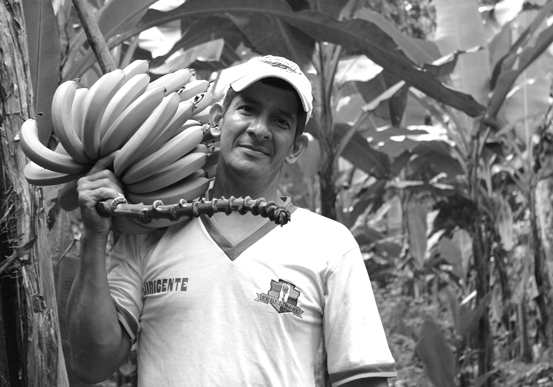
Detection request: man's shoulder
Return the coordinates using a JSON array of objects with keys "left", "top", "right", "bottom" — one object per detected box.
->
[
  {"left": 293, "top": 207, "right": 346, "bottom": 227},
  {"left": 290, "top": 207, "right": 355, "bottom": 239}
]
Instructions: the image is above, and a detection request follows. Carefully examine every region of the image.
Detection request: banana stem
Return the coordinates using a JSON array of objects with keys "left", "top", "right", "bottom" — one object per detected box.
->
[
  {"left": 96, "top": 196, "right": 292, "bottom": 226},
  {"left": 72, "top": 0, "right": 116, "bottom": 74}
]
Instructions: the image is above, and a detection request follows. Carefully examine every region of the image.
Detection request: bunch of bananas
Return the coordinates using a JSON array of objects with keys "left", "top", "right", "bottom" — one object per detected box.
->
[{"left": 19, "top": 60, "right": 221, "bottom": 232}]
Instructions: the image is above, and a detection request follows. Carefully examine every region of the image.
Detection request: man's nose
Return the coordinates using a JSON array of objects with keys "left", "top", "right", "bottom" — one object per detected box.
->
[{"left": 247, "top": 116, "right": 272, "bottom": 140}]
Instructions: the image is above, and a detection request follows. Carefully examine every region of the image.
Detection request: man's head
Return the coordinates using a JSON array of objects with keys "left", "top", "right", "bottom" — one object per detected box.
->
[
  {"left": 220, "top": 56, "right": 313, "bottom": 137},
  {"left": 208, "top": 56, "right": 313, "bottom": 190}
]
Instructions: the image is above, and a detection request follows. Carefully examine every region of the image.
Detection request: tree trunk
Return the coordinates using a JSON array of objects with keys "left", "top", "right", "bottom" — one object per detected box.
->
[
  {"left": 0, "top": 2, "right": 68, "bottom": 386},
  {"left": 472, "top": 221, "right": 493, "bottom": 386},
  {"left": 319, "top": 156, "right": 337, "bottom": 220},
  {"left": 531, "top": 179, "right": 553, "bottom": 348}
]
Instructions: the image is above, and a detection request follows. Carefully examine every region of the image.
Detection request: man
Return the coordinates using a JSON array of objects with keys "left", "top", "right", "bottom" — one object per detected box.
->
[{"left": 67, "top": 55, "right": 397, "bottom": 386}]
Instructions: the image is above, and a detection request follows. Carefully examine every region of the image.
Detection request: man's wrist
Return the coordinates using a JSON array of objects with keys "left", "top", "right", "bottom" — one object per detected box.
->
[{"left": 81, "top": 223, "right": 111, "bottom": 240}]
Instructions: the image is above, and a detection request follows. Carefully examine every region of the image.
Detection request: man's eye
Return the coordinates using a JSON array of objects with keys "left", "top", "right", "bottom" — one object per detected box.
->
[
  {"left": 238, "top": 105, "right": 253, "bottom": 113},
  {"left": 275, "top": 118, "right": 291, "bottom": 129}
]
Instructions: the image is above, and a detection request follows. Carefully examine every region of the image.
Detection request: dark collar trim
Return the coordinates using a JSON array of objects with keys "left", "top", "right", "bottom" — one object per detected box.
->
[{"left": 200, "top": 197, "right": 297, "bottom": 261}]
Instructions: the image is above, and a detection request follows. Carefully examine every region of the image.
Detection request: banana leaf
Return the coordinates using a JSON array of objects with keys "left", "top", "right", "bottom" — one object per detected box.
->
[
  {"left": 488, "top": 4, "right": 553, "bottom": 119},
  {"left": 21, "top": 0, "right": 60, "bottom": 144},
  {"left": 64, "top": 0, "right": 485, "bottom": 118},
  {"left": 309, "top": 0, "right": 349, "bottom": 18},
  {"left": 148, "top": 39, "right": 225, "bottom": 74},
  {"left": 439, "top": 229, "right": 472, "bottom": 284},
  {"left": 408, "top": 141, "right": 464, "bottom": 178},
  {"left": 227, "top": 13, "right": 315, "bottom": 67},
  {"left": 494, "top": 8, "right": 553, "bottom": 152},
  {"left": 415, "top": 319, "right": 456, "bottom": 387},
  {"left": 64, "top": 0, "right": 157, "bottom": 79},
  {"left": 334, "top": 123, "right": 391, "bottom": 179},
  {"left": 148, "top": 16, "right": 243, "bottom": 69},
  {"left": 408, "top": 205, "right": 428, "bottom": 270},
  {"left": 335, "top": 55, "right": 383, "bottom": 83},
  {"left": 434, "top": 0, "right": 491, "bottom": 137},
  {"left": 354, "top": 8, "right": 441, "bottom": 65}
]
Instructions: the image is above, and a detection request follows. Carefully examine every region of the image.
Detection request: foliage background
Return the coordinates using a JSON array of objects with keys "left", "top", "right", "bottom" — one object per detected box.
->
[{"left": 19, "top": 0, "right": 553, "bottom": 386}]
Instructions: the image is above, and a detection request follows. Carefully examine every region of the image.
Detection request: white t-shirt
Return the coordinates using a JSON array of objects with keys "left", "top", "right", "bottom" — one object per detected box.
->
[{"left": 107, "top": 203, "right": 396, "bottom": 386}]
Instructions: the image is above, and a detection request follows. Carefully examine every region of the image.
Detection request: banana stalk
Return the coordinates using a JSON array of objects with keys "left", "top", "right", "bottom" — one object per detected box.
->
[{"left": 96, "top": 196, "right": 292, "bottom": 226}]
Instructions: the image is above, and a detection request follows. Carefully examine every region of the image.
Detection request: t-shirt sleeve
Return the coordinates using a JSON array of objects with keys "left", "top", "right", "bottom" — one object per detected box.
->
[
  {"left": 107, "top": 232, "right": 158, "bottom": 344},
  {"left": 324, "top": 246, "right": 397, "bottom": 386}
]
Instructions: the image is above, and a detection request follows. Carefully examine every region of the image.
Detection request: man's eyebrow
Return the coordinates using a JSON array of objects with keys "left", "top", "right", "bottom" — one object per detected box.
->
[
  {"left": 235, "top": 94, "right": 257, "bottom": 105},
  {"left": 235, "top": 94, "right": 298, "bottom": 119}
]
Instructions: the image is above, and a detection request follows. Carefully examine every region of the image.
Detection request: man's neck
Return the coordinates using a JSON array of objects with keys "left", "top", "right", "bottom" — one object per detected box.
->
[
  {"left": 211, "top": 174, "right": 280, "bottom": 203},
  {"left": 209, "top": 174, "right": 285, "bottom": 245}
]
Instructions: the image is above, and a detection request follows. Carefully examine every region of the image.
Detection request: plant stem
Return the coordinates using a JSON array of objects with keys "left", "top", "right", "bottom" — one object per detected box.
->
[{"left": 71, "top": 0, "right": 115, "bottom": 74}]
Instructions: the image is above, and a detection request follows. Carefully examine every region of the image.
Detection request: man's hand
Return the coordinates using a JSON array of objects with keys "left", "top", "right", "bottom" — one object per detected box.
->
[{"left": 77, "top": 152, "right": 123, "bottom": 235}]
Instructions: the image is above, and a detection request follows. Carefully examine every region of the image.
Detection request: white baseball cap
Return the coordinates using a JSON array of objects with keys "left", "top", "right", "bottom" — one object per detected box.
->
[{"left": 228, "top": 55, "right": 313, "bottom": 124}]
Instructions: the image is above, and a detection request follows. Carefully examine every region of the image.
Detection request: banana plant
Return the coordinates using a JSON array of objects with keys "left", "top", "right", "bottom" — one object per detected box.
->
[
  {"left": 26, "top": 0, "right": 489, "bottom": 228},
  {"left": 415, "top": 289, "right": 494, "bottom": 387},
  {"left": 488, "top": 2, "right": 553, "bottom": 350},
  {"left": 328, "top": 0, "right": 553, "bottom": 384},
  {"left": 25, "top": 1, "right": 553, "bottom": 385}
]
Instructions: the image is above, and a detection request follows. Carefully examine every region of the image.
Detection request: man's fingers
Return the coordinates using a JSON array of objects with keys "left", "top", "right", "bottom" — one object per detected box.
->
[
  {"left": 87, "top": 151, "right": 120, "bottom": 176},
  {"left": 78, "top": 176, "right": 123, "bottom": 197},
  {"left": 79, "top": 169, "right": 124, "bottom": 193}
]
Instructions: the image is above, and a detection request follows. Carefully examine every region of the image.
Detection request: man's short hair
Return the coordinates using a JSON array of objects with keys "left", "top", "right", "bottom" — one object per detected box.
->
[{"left": 221, "top": 77, "right": 307, "bottom": 137}]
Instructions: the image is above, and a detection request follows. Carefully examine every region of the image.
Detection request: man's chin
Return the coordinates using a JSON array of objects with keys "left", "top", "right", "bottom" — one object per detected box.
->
[{"left": 226, "top": 158, "right": 266, "bottom": 176}]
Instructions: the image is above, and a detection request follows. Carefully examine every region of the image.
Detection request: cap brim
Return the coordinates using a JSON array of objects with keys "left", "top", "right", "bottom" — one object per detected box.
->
[{"left": 231, "top": 72, "right": 311, "bottom": 116}]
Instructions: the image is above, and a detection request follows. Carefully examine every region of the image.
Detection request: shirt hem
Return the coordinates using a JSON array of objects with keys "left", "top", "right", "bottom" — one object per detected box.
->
[{"left": 332, "top": 372, "right": 398, "bottom": 387}]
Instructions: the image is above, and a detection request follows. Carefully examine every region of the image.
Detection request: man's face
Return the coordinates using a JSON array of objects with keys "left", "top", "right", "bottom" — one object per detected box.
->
[{"left": 217, "top": 81, "right": 305, "bottom": 182}]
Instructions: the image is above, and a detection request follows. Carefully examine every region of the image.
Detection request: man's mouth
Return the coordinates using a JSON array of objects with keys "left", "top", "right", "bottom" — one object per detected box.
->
[{"left": 239, "top": 143, "right": 269, "bottom": 156}]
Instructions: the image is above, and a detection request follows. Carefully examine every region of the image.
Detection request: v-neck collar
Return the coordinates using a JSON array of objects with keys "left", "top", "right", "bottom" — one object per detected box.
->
[{"left": 200, "top": 197, "right": 297, "bottom": 261}]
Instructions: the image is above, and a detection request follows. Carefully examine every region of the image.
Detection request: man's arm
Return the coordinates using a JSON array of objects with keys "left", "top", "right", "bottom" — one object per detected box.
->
[
  {"left": 66, "top": 156, "right": 131, "bottom": 384},
  {"left": 66, "top": 230, "right": 132, "bottom": 383}
]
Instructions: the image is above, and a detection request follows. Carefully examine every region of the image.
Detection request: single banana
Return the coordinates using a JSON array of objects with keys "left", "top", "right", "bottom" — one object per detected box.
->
[
  {"left": 122, "top": 124, "right": 205, "bottom": 184},
  {"left": 122, "top": 59, "right": 149, "bottom": 81},
  {"left": 204, "top": 164, "right": 217, "bottom": 179},
  {"left": 204, "top": 145, "right": 219, "bottom": 163},
  {"left": 54, "top": 139, "right": 69, "bottom": 155},
  {"left": 192, "top": 143, "right": 208, "bottom": 154},
  {"left": 19, "top": 118, "right": 88, "bottom": 175},
  {"left": 57, "top": 179, "right": 80, "bottom": 211},
  {"left": 203, "top": 147, "right": 219, "bottom": 178},
  {"left": 24, "top": 161, "right": 83, "bottom": 186},
  {"left": 132, "top": 100, "right": 196, "bottom": 164},
  {"left": 190, "top": 92, "right": 213, "bottom": 117},
  {"left": 100, "top": 86, "right": 166, "bottom": 157},
  {"left": 191, "top": 104, "right": 212, "bottom": 124},
  {"left": 183, "top": 119, "right": 201, "bottom": 128},
  {"left": 81, "top": 69, "right": 126, "bottom": 160},
  {"left": 113, "top": 92, "right": 180, "bottom": 177},
  {"left": 72, "top": 87, "right": 89, "bottom": 140},
  {"left": 51, "top": 79, "right": 92, "bottom": 164},
  {"left": 177, "top": 79, "right": 211, "bottom": 101},
  {"left": 99, "top": 73, "right": 150, "bottom": 139},
  {"left": 125, "top": 151, "right": 206, "bottom": 194},
  {"left": 126, "top": 169, "right": 211, "bottom": 205},
  {"left": 146, "top": 69, "right": 194, "bottom": 95}
]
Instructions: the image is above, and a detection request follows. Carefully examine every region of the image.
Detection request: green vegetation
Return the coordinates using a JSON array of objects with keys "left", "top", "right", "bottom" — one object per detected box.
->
[{"left": 23, "top": 0, "right": 553, "bottom": 385}]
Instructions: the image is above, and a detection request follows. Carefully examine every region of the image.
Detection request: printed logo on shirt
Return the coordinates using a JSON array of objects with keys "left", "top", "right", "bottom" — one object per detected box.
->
[
  {"left": 255, "top": 279, "right": 304, "bottom": 318},
  {"left": 143, "top": 277, "right": 188, "bottom": 296}
]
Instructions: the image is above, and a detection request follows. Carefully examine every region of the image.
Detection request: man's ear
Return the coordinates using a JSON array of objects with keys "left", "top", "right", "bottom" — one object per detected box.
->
[
  {"left": 209, "top": 103, "right": 224, "bottom": 129},
  {"left": 286, "top": 134, "right": 309, "bottom": 164}
]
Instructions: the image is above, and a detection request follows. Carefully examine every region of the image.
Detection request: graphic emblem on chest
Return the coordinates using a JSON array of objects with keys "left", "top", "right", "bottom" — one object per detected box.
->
[{"left": 255, "top": 279, "right": 304, "bottom": 318}]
